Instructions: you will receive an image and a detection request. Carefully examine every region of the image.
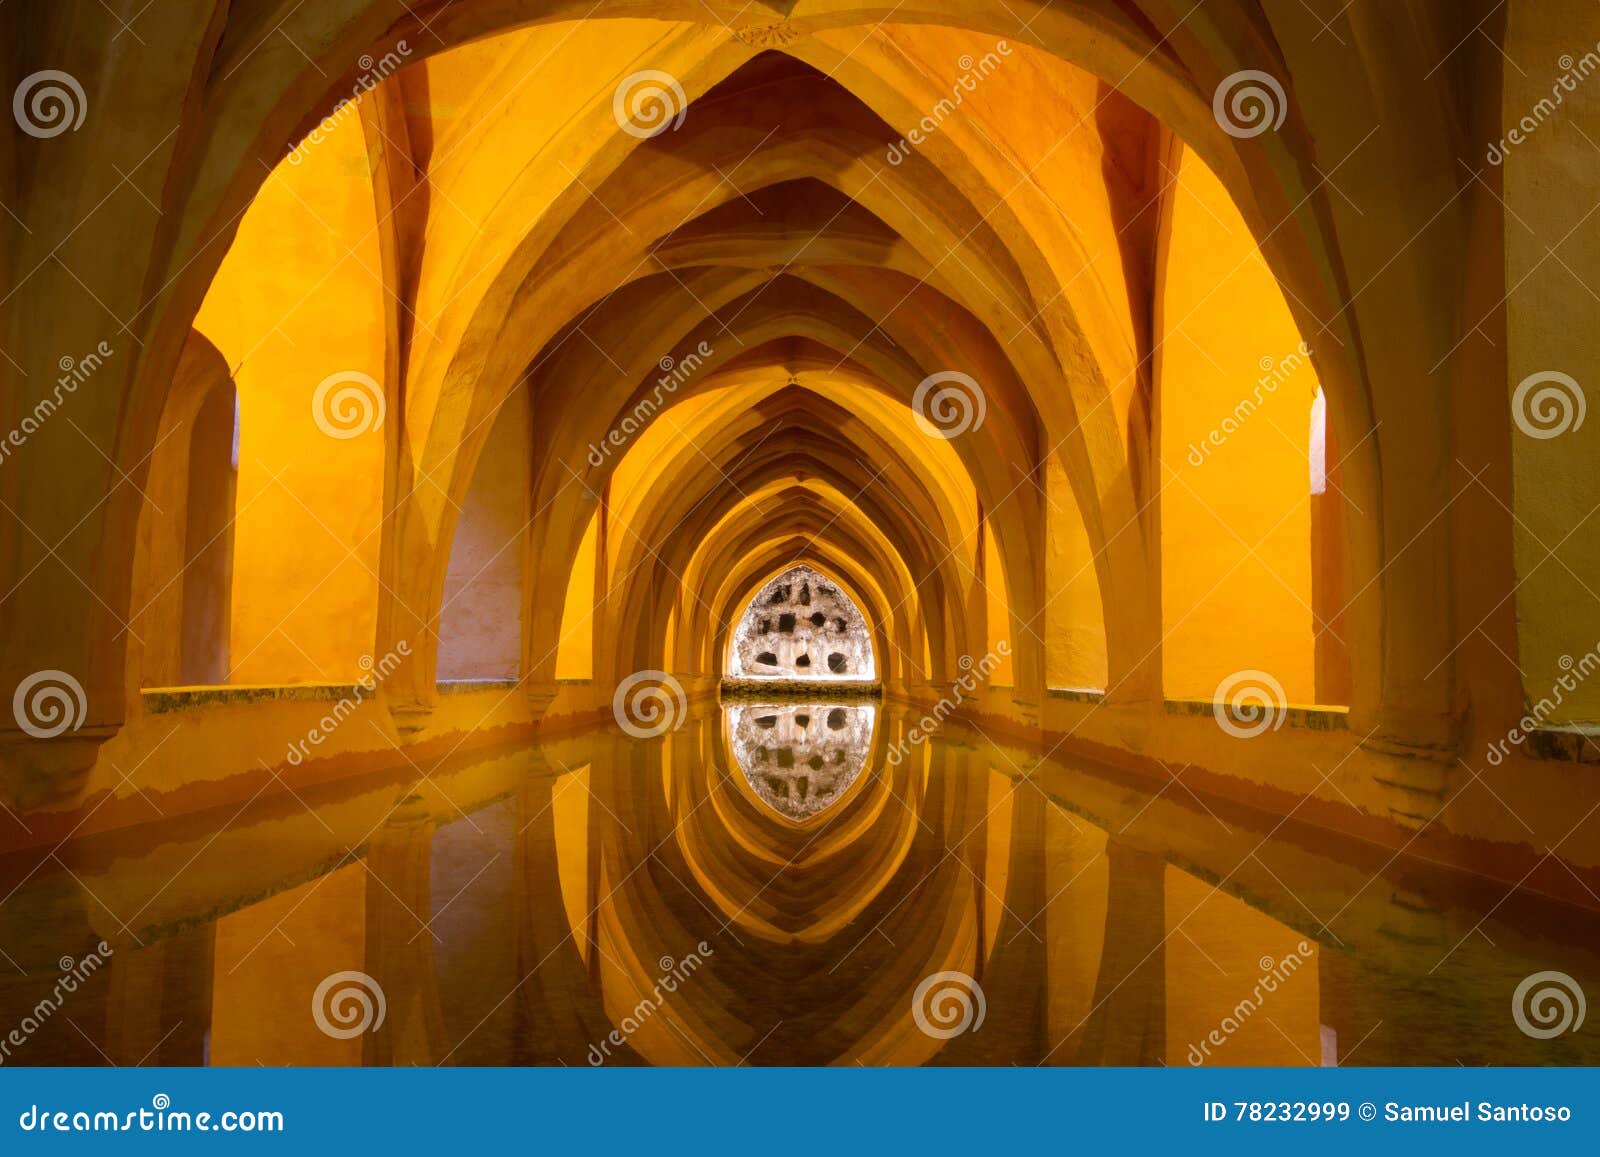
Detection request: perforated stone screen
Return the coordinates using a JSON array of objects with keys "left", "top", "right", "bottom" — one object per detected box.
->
[
  {"left": 727, "top": 703, "right": 876, "bottom": 821},
  {"left": 727, "top": 565, "right": 876, "bottom": 681}
]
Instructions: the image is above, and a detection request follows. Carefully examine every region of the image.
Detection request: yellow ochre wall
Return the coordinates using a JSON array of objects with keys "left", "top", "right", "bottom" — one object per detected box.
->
[
  {"left": 1157, "top": 146, "right": 1319, "bottom": 705},
  {"left": 194, "top": 111, "right": 387, "bottom": 685}
]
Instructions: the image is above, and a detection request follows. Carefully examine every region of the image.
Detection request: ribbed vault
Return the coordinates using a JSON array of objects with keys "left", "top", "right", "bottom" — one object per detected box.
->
[
  {"left": 1, "top": 0, "right": 1534, "bottom": 866},
  {"left": 11, "top": 0, "right": 1600, "bottom": 1076}
]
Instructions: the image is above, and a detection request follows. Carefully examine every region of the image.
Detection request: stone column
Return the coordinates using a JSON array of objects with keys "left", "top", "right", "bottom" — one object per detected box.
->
[
  {"left": 1069, "top": 839, "right": 1167, "bottom": 1065},
  {"left": 362, "top": 794, "right": 447, "bottom": 1065},
  {"left": 104, "top": 926, "right": 214, "bottom": 1065},
  {"left": 514, "top": 769, "right": 635, "bottom": 1064}
]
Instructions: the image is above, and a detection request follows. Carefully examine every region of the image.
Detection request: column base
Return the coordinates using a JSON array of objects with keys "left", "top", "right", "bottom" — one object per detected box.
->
[
  {"left": 386, "top": 701, "right": 434, "bottom": 739},
  {"left": 526, "top": 682, "right": 560, "bottom": 722},
  {"left": 0, "top": 724, "right": 119, "bottom": 810}
]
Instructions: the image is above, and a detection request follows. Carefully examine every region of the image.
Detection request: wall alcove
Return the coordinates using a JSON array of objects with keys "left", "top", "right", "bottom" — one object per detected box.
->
[{"left": 725, "top": 565, "right": 878, "bottom": 686}]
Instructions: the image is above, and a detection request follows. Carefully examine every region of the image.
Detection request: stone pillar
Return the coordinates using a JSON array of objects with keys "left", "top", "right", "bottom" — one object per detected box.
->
[
  {"left": 104, "top": 926, "right": 214, "bottom": 1065},
  {"left": 515, "top": 769, "right": 635, "bottom": 1064},
  {"left": 375, "top": 435, "right": 439, "bottom": 739},
  {"left": 1070, "top": 839, "right": 1167, "bottom": 1065},
  {"left": 362, "top": 794, "right": 447, "bottom": 1065},
  {"left": 590, "top": 482, "right": 615, "bottom": 685}
]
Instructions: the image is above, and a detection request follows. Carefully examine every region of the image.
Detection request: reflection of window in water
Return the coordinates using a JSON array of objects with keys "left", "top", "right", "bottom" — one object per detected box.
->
[
  {"left": 727, "top": 565, "right": 876, "bottom": 681},
  {"left": 727, "top": 703, "right": 875, "bottom": 821}
]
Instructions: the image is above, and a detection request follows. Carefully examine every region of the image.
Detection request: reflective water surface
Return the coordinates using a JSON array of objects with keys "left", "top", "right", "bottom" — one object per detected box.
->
[
  {"left": 726, "top": 702, "right": 876, "bottom": 821},
  {"left": 3, "top": 702, "right": 1598, "bottom": 1066}
]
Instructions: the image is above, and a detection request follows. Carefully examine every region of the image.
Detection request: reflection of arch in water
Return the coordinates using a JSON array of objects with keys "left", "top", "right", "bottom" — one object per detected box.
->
[
  {"left": 726, "top": 564, "right": 877, "bottom": 682},
  {"left": 726, "top": 702, "right": 877, "bottom": 822}
]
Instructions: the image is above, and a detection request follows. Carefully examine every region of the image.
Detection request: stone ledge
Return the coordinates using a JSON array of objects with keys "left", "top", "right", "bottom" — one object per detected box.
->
[
  {"left": 1165, "top": 698, "right": 1350, "bottom": 731},
  {"left": 1524, "top": 724, "right": 1600, "bottom": 764},
  {"left": 436, "top": 678, "right": 520, "bottom": 694},
  {"left": 141, "top": 684, "right": 369, "bottom": 714},
  {"left": 720, "top": 678, "right": 882, "bottom": 700},
  {"left": 1048, "top": 686, "right": 1106, "bottom": 704}
]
